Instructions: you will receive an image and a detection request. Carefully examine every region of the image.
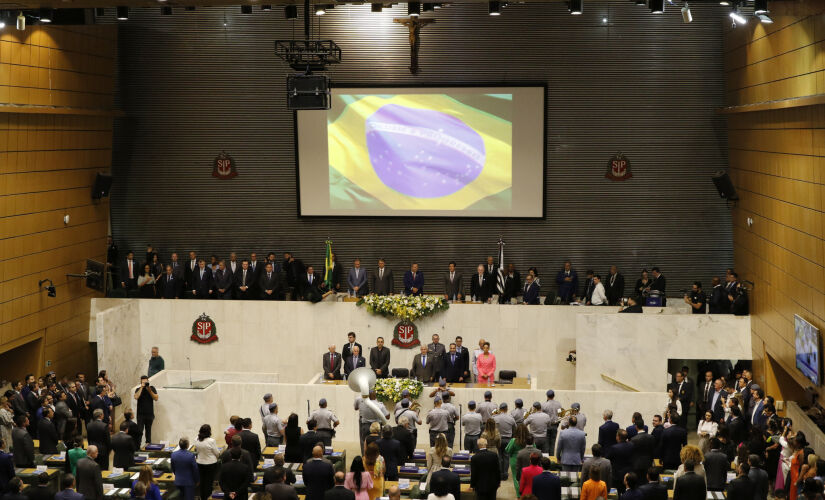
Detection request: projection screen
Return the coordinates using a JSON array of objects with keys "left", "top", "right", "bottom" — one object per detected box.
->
[{"left": 296, "top": 86, "right": 545, "bottom": 217}]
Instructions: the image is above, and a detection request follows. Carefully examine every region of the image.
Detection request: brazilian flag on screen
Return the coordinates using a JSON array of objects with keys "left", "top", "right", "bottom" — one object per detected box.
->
[{"left": 327, "top": 94, "right": 513, "bottom": 211}]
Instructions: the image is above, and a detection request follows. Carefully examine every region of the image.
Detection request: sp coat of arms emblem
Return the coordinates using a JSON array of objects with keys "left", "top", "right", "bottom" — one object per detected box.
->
[
  {"left": 191, "top": 313, "right": 218, "bottom": 344},
  {"left": 392, "top": 321, "right": 420, "bottom": 349},
  {"left": 212, "top": 151, "right": 238, "bottom": 180},
  {"left": 605, "top": 152, "right": 632, "bottom": 181}
]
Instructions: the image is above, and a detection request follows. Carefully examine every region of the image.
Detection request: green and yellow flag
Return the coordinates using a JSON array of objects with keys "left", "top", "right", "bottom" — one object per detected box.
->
[{"left": 323, "top": 240, "right": 333, "bottom": 289}]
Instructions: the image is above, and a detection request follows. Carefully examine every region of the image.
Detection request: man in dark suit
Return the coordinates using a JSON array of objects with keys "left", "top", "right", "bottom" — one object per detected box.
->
[
  {"left": 87, "top": 409, "right": 111, "bottom": 470},
  {"left": 190, "top": 259, "right": 213, "bottom": 298},
  {"left": 697, "top": 370, "right": 714, "bottom": 427},
  {"left": 240, "top": 418, "right": 262, "bottom": 465},
  {"left": 658, "top": 416, "right": 687, "bottom": 470},
  {"left": 443, "top": 262, "right": 463, "bottom": 301},
  {"left": 76, "top": 446, "right": 104, "bottom": 500},
  {"left": 11, "top": 416, "right": 34, "bottom": 467},
  {"left": 555, "top": 261, "right": 578, "bottom": 303},
  {"left": 531, "top": 457, "right": 562, "bottom": 500},
  {"left": 184, "top": 251, "right": 198, "bottom": 290},
  {"left": 265, "top": 467, "right": 299, "bottom": 500},
  {"left": 259, "top": 263, "right": 280, "bottom": 300},
  {"left": 323, "top": 345, "right": 343, "bottom": 380},
  {"left": 605, "top": 266, "right": 625, "bottom": 306},
  {"left": 724, "top": 464, "right": 754, "bottom": 500},
  {"left": 213, "top": 261, "right": 233, "bottom": 300},
  {"left": 455, "top": 337, "right": 471, "bottom": 382},
  {"left": 299, "top": 266, "right": 323, "bottom": 302},
  {"left": 403, "top": 263, "right": 424, "bottom": 296},
  {"left": 0, "top": 439, "right": 15, "bottom": 493},
  {"left": 411, "top": 345, "right": 436, "bottom": 382},
  {"left": 220, "top": 447, "right": 253, "bottom": 500},
  {"left": 171, "top": 438, "right": 199, "bottom": 500},
  {"left": 369, "top": 338, "right": 391, "bottom": 379},
  {"left": 111, "top": 421, "right": 136, "bottom": 470},
  {"left": 323, "top": 472, "right": 353, "bottom": 500},
  {"left": 748, "top": 455, "right": 769, "bottom": 500},
  {"left": 598, "top": 410, "right": 620, "bottom": 451},
  {"left": 54, "top": 474, "right": 85, "bottom": 500},
  {"left": 670, "top": 372, "right": 693, "bottom": 428},
  {"left": 673, "top": 460, "right": 706, "bottom": 500},
  {"left": 304, "top": 446, "right": 335, "bottom": 500},
  {"left": 347, "top": 259, "right": 369, "bottom": 297},
  {"left": 501, "top": 264, "right": 522, "bottom": 304},
  {"left": 470, "top": 438, "right": 501, "bottom": 500},
  {"left": 523, "top": 274, "right": 541, "bottom": 304},
  {"left": 482, "top": 256, "right": 498, "bottom": 283},
  {"left": 469, "top": 265, "right": 492, "bottom": 302},
  {"left": 299, "top": 420, "right": 321, "bottom": 463},
  {"left": 708, "top": 277, "right": 727, "bottom": 313},
  {"left": 377, "top": 426, "right": 403, "bottom": 481},
  {"left": 319, "top": 253, "right": 342, "bottom": 294},
  {"left": 606, "top": 429, "right": 634, "bottom": 494},
  {"left": 431, "top": 456, "right": 461, "bottom": 500},
  {"left": 707, "top": 379, "right": 726, "bottom": 423},
  {"left": 282, "top": 252, "right": 306, "bottom": 299},
  {"left": 648, "top": 267, "right": 667, "bottom": 306},
  {"left": 157, "top": 265, "right": 182, "bottom": 299},
  {"left": 24, "top": 472, "right": 53, "bottom": 500},
  {"left": 220, "top": 435, "right": 256, "bottom": 475},
  {"left": 441, "top": 343, "right": 464, "bottom": 383},
  {"left": 638, "top": 468, "right": 668, "bottom": 500},
  {"left": 629, "top": 420, "right": 656, "bottom": 483},
  {"left": 120, "top": 251, "right": 139, "bottom": 291},
  {"left": 234, "top": 260, "right": 253, "bottom": 300},
  {"left": 36, "top": 408, "right": 59, "bottom": 454},
  {"left": 703, "top": 439, "right": 729, "bottom": 491},
  {"left": 341, "top": 332, "right": 362, "bottom": 361},
  {"left": 650, "top": 415, "right": 664, "bottom": 456},
  {"left": 371, "top": 259, "right": 393, "bottom": 296},
  {"left": 727, "top": 407, "right": 746, "bottom": 445},
  {"left": 393, "top": 417, "right": 415, "bottom": 460},
  {"left": 344, "top": 346, "right": 366, "bottom": 378}
]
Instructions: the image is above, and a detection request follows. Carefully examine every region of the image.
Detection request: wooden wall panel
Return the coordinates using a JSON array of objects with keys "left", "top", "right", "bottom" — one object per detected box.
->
[{"left": 0, "top": 25, "right": 114, "bottom": 382}]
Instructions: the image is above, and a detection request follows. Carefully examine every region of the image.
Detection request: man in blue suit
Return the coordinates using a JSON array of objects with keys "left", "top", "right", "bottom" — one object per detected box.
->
[
  {"left": 522, "top": 274, "right": 541, "bottom": 305},
  {"left": 190, "top": 259, "right": 213, "bottom": 298},
  {"left": 555, "top": 416, "right": 586, "bottom": 472},
  {"left": 403, "top": 263, "right": 424, "bottom": 296},
  {"left": 748, "top": 387, "right": 766, "bottom": 429},
  {"left": 347, "top": 259, "right": 369, "bottom": 297},
  {"left": 531, "top": 457, "right": 562, "bottom": 500},
  {"left": 55, "top": 474, "right": 85, "bottom": 500},
  {"left": 344, "top": 346, "right": 366, "bottom": 378},
  {"left": 598, "top": 410, "right": 620, "bottom": 450},
  {"left": 441, "top": 343, "right": 464, "bottom": 383},
  {"left": 171, "top": 438, "right": 200, "bottom": 500},
  {"left": 0, "top": 439, "right": 15, "bottom": 494},
  {"left": 555, "top": 261, "right": 578, "bottom": 303}
]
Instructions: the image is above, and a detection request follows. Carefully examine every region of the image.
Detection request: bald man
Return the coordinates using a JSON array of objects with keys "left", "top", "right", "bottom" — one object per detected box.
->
[
  {"left": 323, "top": 345, "right": 342, "bottom": 380},
  {"left": 304, "top": 446, "right": 335, "bottom": 500},
  {"left": 76, "top": 445, "right": 103, "bottom": 500}
]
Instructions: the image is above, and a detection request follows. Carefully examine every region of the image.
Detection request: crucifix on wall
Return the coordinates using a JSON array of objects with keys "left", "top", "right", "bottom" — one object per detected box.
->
[{"left": 393, "top": 17, "right": 436, "bottom": 75}]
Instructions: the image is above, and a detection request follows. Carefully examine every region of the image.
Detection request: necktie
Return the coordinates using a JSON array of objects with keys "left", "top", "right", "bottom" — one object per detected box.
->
[
  {"left": 479, "top": 276, "right": 483, "bottom": 286},
  {"left": 352, "top": 356, "right": 356, "bottom": 367},
  {"left": 268, "top": 273, "right": 271, "bottom": 279},
  {"left": 380, "top": 269, "right": 383, "bottom": 279},
  {"left": 704, "top": 382, "right": 710, "bottom": 401},
  {"left": 200, "top": 269, "right": 204, "bottom": 279},
  {"left": 422, "top": 356, "right": 426, "bottom": 367},
  {"left": 309, "top": 275, "right": 313, "bottom": 284},
  {"left": 451, "top": 354, "right": 455, "bottom": 364},
  {"left": 243, "top": 270, "right": 246, "bottom": 285},
  {"left": 129, "top": 260, "right": 133, "bottom": 278},
  {"left": 413, "top": 273, "right": 416, "bottom": 280}
]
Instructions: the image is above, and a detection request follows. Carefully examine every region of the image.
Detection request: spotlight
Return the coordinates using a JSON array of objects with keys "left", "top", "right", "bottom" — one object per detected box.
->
[
  {"left": 488, "top": 0, "right": 500, "bottom": 15},
  {"left": 729, "top": 5, "right": 746, "bottom": 24},
  {"left": 39, "top": 8, "right": 53, "bottom": 22},
  {"left": 753, "top": 0, "right": 767, "bottom": 14},
  {"left": 423, "top": 3, "right": 434, "bottom": 11},
  {"left": 285, "top": 4, "right": 297, "bottom": 17},
  {"left": 719, "top": 0, "right": 729, "bottom": 5},
  {"left": 649, "top": 0, "right": 664, "bottom": 13},
  {"left": 757, "top": 13, "right": 773, "bottom": 22},
  {"left": 16, "top": 11, "right": 25, "bottom": 30},
  {"left": 602, "top": 16, "right": 607, "bottom": 22},
  {"left": 161, "top": 6, "right": 172, "bottom": 14},
  {"left": 681, "top": 2, "right": 692, "bottom": 22},
  {"left": 408, "top": 2, "right": 420, "bottom": 16},
  {"left": 371, "top": 2, "right": 382, "bottom": 11},
  {"left": 0, "top": 18, "right": 4, "bottom": 29},
  {"left": 261, "top": 4, "right": 272, "bottom": 10},
  {"left": 315, "top": 4, "right": 325, "bottom": 14},
  {"left": 568, "top": 0, "right": 582, "bottom": 14},
  {"left": 241, "top": 4, "right": 252, "bottom": 13},
  {"left": 635, "top": 0, "right": 645, "bottom": 5},
  {"left": 39, "top": 279, "right": 56, "bottom": 298},
  {"left": 116, "top": 6, "right": 128, "bottom": 19}
]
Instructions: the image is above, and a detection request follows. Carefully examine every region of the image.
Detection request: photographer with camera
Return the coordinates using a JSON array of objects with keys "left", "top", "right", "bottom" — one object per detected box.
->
[
  {"left": 683, "top": 281, "right": 707, "bottom": 314},
  {"left": 133, "top": 375, "right": 158, "bottom": 445}
]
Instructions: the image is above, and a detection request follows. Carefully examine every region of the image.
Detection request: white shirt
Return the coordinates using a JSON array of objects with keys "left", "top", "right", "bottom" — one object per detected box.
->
[
  {"left": 590, "top": 282, "right": 607, "bottom": 305},
  {"left": 194, "top": 437, "right": 221, "bottom": 465}
]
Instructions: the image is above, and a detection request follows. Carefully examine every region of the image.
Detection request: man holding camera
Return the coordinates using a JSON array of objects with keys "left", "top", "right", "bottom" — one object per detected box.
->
[
  {"left": 683, "top": 281, "right": 707, "bottom": 314},
  {"left": 133, "top": 375, "right": 158, "bottom": 445}
]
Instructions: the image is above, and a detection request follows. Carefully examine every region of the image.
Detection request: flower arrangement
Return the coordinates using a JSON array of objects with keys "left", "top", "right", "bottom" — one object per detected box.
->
[
  {"left": 374, "top": 377, "right": 424, "bottom": 403},
  {"left": 356, "top": 294, "right": 449, "bottom": 322}
]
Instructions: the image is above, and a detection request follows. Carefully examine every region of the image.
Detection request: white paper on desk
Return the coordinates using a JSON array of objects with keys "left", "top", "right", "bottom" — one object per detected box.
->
[
  {"left": 399, "top": 479, "right": 410, "bottom": 489},
  {"left": 36, "top": 465, "right": 47, "bottom": 473},
  {"left": 278, "top": 445, "right": 286, "bottom": 451},
  {"left": 58, "top": 452, "right": 66, "bottom": 459},
  {"left": 160, "top": 440, "right": 169, "bottom": 445},
  {"left": 324, "top": 446, "right": 333, "bottom": 453},
  {"left": 264, "top": 459, "right": 274, "bottom": 466},
  {"left": 131, "top": 473, "right": 140, "bottom": 480},
  {"left": 295, "top": 475, "right": 303, "bottom": 484},
  {"left": 103, "top": 484, "right": 115, "bottom": 492},
  {"left": 112, "top": 468, "right": 124, "bottom": 475},
  {"left": 459, "top": 450, "right": 468, "bottom": 455},
  {"left": 414, "top": 449, "right": 424, "bottom": 453},
  {"left": 380, "top": 497, "right": 390, "bottom": 500}
]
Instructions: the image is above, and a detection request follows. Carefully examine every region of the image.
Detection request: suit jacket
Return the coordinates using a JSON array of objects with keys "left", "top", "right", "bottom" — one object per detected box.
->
[
  {"left": 219, "top": 447, "right": 256, "bottom": 478},
  {"left": 266, "top": 482, "right": 299, "bottom": 500},
  {"left": 323, "top": 486, "right": 354, "bottom": 500},
  {"left": 441, "top": 352, "right": 464, "bottom": 383},
  {"left": 191, "top": 267, "right": 213, "bottom": 297},
  {"left": 26, "top": 485, "right": 54, "bottom": 500},
  {"left": 76, "top": 457, "right": 103, "bottom": 500},
  {"left": 531, "top": 471, "right": 562, "bottom": 500},
  {"left": 87, "top": 420, "right": 110, "bottom": 454},
  {"left": 259, "top": 271, "right": 280, "bottom": 299},
  {"left": 658, "top": 425, "right": 687, "bottom": 469},
  {"left": 748, "top": 401, "right": 766, "bottom": 428},
  {"left": 0, "top": 452, "right": 14, "bottom": 493},
  {"left": 214, "top": 268, "right": 233, "bottom": 295},
  {"left": 638, "top": 482, "right": 668, "bottom": 500},
  {"left": 239, "top": 429, "right": 262, "bottom": 464},
  {"left": 502, "top": 272, "right": 522, "bottom": 302},
  {"left": 323, "top": 352, "right": 342, "bottom": 379},
  {"left": 598, "top": 421, "right": 620, "bottom": 450},
  {"left": 171, "top": 449, "right": 199, "bottom": 487},
  {"left": 11, "top": 427, "right": 34, "bottom": 467},
  {"left": 376, "top": 437, "right": 403, "bottom": 481},
  {"left": 470, "top": 449, "right": 501, "bottom": 494},
  {"left": 344, "top": 355, "right": 366, "bottom": 377},
  {"left": 521, "top": 281, "right": 540, "bottom": 304},
  {"left": 234, "top": 267, "right": 255, "bottom": 297},
  {"left": 219, "top": 460, "right": 253, "bottom": 500},
  {"left": 37, "top": 418, "right": 59, "bottom": 453},
  {"left": 703, "top": 449, "right": 729, "bottom": 490},
  {"left": 607, "top": 441, "right": 635, "bottom": 480},
  {"left": 369, "top": 347, "right": 390, "bottom": 377},
  {"left": 322, "top": 264, "right": 342, "bottom": 292},
  {"left": 629, "top": 432, "right": 656, "bottom": 473},
  {"left": 431, "top": 468, "right": 461, "bottom": 500},
  {"left": 54, "top": 489, "right": 85, "bottom": 500},
  {"left": 347, "top": 268, "right": 368, "bottom": 297},
  {"left": 156, "top": 273, "right": 182, "bottom": 299},
  {"left": 748, "top": 468, "right": 769, "bottom": 500},
  {"left": 403, "top": 271, "right": 424, "bottom": 296},
  {"left": 247, "top": 260, "right": 263, "bottom": 289},
  {"left": 725, "top": 476, "right": 755, "bottom": 500},
  {"left": 555, "top": 269, "right": 578, "bottom": 301},
  {"left": 342, "top": 343, "right": 363, "bottom": 361},
  {"left": 708, "top": 391, "right": 726, "bottom": 422},
  {"left": 469, "top": 273, "right": 492, "bottom": 302},
  {"left": 111, "top": 431, "right": 136, "bottom": 469},
  {"left": 121, "top": 259, "right": 139, "bottom": 288},
  {"left": 411, "top": 353, "right": 436, "bottom": 382},
  {"left": 556, "top": 428, "right": 586, "bottom": 466},
  {"left": 371, "top": 268, "right": 393, "bottom": 296},
  {"left": 673, "top": 472, "right": 706, "bottom": 500},
  {"left": 456, "top": 346, "right": 471, "bottom": 378},
  {"left": 605, "top": 273, "right": 625, "bottom": 305},
  {"left": 299, "top": 272, "right": 322, "bottom": 302},
  {"left": 393, "top": 425, "right": 415, "bottom": 460},
  {"left": 299, "top": 431, "right": 321, "bottom": 463},
  {"left": 671, "top": 381, "right": 694, "bottom": 408},
  {"left": 443, "top": 272, "right": 463, "bottom": 300},
  {"left": 303, "top": 458, "right": 335, "bottom": 500}
]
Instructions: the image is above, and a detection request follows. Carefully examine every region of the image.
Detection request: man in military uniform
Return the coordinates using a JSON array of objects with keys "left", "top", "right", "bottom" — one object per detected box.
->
[
  {"left": 441, "top": 394, "right": 460, "bottom": 449},
  {"left": 427, "top": 334, "right": 447, "bottom": 380},
  {"left": 426, "top": 396, "right": 450, "bottom": 446},
  {"left": 560, "top": 403, "right": 586, "bottom": 431},
  {"left": 394, "top": 390, "right": 411, "bottom": 414},
  {"left": 461, "top": 401, "right": 483, "bottom": 452},
  {"left": 477, "top": 391, "right": 497, "bottom": 422},
  {"left": 355, "top": 391, "right": 389, "bottom": 451},
  {"left": 494, "top": 402, "right": 517, "bottom": 480},
  {"left": 526, "top": 402, "right": 553, "bottom": 453},
  {"left": 394, "top": 399, "right": 421, "bottom": 443},
  {"left": 511, "top": 399, "right": 526, "bottom": 425},
  {"left": 309, "top": 399, "right": 339, "bottom": 446}
]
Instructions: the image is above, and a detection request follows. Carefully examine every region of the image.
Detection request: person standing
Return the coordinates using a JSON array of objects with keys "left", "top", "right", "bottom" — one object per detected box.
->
[
  {"left": 411, "top": 346, "right": 436, "bottom": 382},
  {"left": 137, "top": 264, "right": 157, "bottom": 298},
  {"left": 11, "top": 415, "right": 34, "bottom": 467},
  {"left": 310, "top": 399, "right": 340, "bottom": 447},
  {"left": 647, "top": 267, "right": 667, "bottom": 306},
  {"left": 555, "top": 416, "right": 586, "bottom": 472},
  {"left": 470, "top": 438, "right": 500, "bottom": 500},
  {"left": 475, "top": 342, "right": 496, "bottom": 385},
  {"left": 589, "top": 275, "right": 608, "bottom": 305},
  {"left": 157, "top": 265, "right": 181, "bottom": 299},
  {"left": 708, "top": 277, "right": 727, "bottom": 314},
  {"left": 532, "top": 456, "right": 562, "bottom": 500},
  {"left": 347, "top": 259, "right": 369, "bottom": 297},
  {"left": 522, "top": 274, "right": 541, "bottom": 305},
  {"left": 525, "top": 402, "right": 553, "bottom": 453},
  {"left": 76, "top": 446, "right": 104, "bottom": 500},
  {"left": 112, "top": 421, "right": 137, "bottom": 469},
  {"left": 684, "top": 282, "right": 707, "bottom": 314},
  {"left": 171, "top": 437, "right": 199, "bottom": 500},
  {"left": 470, "top": 265, "right": 492, "bottom": 303},
  {"left": 194, "top": 424, "right": 221, "bottom": 500},
  {"left": 555, "top": 261, "right": 578, "bottom": 304},
  {"left": 323, "top": 345, "right": 343, "bottom": 381},
  {"left": 344, "top": 456, "right": 373, "bottom": 500},
  {"left": 369, "top": 337, "right": 391, "bottom": 379},
  {"left": 605, "top": 266, "right": 625, "bottom": 306},
  {"left": 214, "top": 261, "right": 234, "bottom": 300},
  {"left": 443, "top": 262, "right": 463, "bottom": 301},
  {"left": 259, "top": 262, "right": 280, "bottom": 300},
  {"left": 344, "top": 346, "right": 366, "bottom": 379},
  {"left": 55, "top": 474, "right": 84, "bottom": 500},
  {"left": 304, "top": 446, "right": 335, "bottom": 500},
  {"left": 121, "top": 251, "right": 139, "bottom": 291},
  {"left": 403, "top": 263, "right": 424, "bottom": 296},
  {"left": 220, "top": 448, "right": 253, "bottom": 500},
  {"left": 371, "top": 259, "right": 393, "bottom": 296},
  {"left": 598, "top": 410, "right": 620, "bottom": 451},
  {"left": 147, "top": 347, "right": 164, "bottom": 378},
  {"left": 134, "top": 375, "right": 158, "bottom": 445},
  {"left": 191, "top": 259, "right": 213, "bottom": 298},
  {"left": 234, "top": 260, "right": 254, "bottom": 300}
]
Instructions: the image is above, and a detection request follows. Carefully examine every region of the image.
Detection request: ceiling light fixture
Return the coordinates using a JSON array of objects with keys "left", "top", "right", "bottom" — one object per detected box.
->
[
  {"left": 729, "top": 5, "right": 746, "bottom": 24},
  {"left": 116, "top": 6, "right": 128, "bottom": 19},
  {"left": 285, "top": 4, "right": 297, "bottom": 17},
  {"left": 408, "top": 2, "right": 420, "bottom": 16},
  {"left": 315, "top": 4, "right": 325, "bottom": 14},
  {"left": 649, "top": 0, "right": 664, "bottom": 13},
  {"left": 753, "top": 0, "right": 767, "bottom": 14},
  {"left": 16, "top": 11, "right": 25, "bottom": 29},
  {"left": 488, "top": 0, "right": 500, "bottom": 15},
  {"left": 681, "top": 2, "right": 692, "bottom": 22},
  {"left": 568, "top": 0, "right": 582, "bottom": 14},
  {"left": 757, "top": 13, "right": 773, "bottom": 22},
  {"left": 719, "top": 0, "right": 730, "bottom": 5},
  {"left": 39, "top": 8, "right": 52, "bottom": 22}
]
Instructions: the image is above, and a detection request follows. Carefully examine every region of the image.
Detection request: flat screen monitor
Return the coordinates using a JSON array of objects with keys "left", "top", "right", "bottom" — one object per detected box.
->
[
  {"left": 296, "top": 86, "right": 545, "bottom": 217},
  {"left": 795, "top": 314, "right": 821, "bottom": 385}
]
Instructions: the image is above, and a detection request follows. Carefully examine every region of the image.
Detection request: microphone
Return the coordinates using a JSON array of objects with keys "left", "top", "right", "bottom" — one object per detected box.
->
[{"left": 186, "top": 356, "right": 192, "bottom": 387}]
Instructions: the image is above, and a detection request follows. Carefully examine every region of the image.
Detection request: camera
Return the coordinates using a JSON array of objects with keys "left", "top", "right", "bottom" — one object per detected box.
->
[
  {"left": 566, "top": 351, "right": 577, "bottom": 363},
  {"left": 144, "top": 381, "right": 150, "bottom": 387}
]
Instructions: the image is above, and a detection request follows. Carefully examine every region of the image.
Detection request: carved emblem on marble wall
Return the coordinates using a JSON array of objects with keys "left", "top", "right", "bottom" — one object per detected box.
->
[{"left": 191, "top": 313, "right": 218, "bottom": 344}]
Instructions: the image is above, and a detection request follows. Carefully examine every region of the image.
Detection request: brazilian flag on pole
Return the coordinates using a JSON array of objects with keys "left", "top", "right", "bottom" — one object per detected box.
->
[{"left": 324, "top": 240, "right": 333, "bottom": 290}]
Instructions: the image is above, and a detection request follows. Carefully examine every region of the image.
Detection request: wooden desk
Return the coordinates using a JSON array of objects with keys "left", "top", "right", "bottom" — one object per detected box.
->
[
  {"left": 262, "top": 448, "right": 345, "bottom": 465},
  {"left": 44, "top": 455, "right": 66, "bottom": 466},
  {"left": 155, "top": 473, "right": 176, "bottom": 483},
  {"left": 318, "top": 379, "right": 530, "bottom": 389}
]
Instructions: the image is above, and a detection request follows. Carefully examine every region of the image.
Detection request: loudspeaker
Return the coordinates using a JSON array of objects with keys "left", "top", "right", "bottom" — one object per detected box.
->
[
  {"left": 712, "top": 171, "right": 739, "bottom": 201},
  {"left": 286, "top": 74, "right": 330, "bottom": 110},
  {"left": 92, "top": 173, "right": 113, "bottom": 200}
]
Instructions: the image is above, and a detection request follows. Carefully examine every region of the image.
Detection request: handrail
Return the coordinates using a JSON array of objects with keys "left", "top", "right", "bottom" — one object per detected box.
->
[{"left": 601, "top": 374, "right": 640, "bottom": 392}]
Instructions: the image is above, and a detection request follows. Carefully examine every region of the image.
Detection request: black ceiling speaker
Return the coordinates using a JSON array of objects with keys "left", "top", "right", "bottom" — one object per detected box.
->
[
  {"left": 92, "top": 173, "right": 113, "bottom": 200},
  {"left": 712, "top": 171, "right": 739, "bottom": 201}
]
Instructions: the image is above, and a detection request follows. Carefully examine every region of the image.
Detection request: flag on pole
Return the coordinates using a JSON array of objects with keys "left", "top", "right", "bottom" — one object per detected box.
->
[
  {"left": 324, "top": 240, "right": 333, "bottom": 290},
  {"left": 496, "top": 238, "right": 505, "bottom": 296}
]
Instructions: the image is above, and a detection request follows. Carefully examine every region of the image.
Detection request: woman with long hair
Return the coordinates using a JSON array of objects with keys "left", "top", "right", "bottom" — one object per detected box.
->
[
  {"left": 697, "top": 411, "right": 718, "bottom": 454},
  {"left": 0, "top": 396, "right": 13, "bottom": 447},
  {"left": 427, "top": 433, "right": 453, "bottom": 483},
  {"left": 344, "top": 455, "right": 374, "bottom": 500},
  {"left": 194, "top": 424, "right": 221, "bottom": 500},
  {"left": 480, "top": 418, "right": 501, "bottom": 456},
  {"left": 789, "top": 432, "right": 808, "bottom": 500},
  {"left": 137, "top": 263, "right": 156, "bottom": 298},
  {"left": 475, "top": 342, "right": 496, "bottom": 385},
  {"left": 505, "top": 424, "right": 530, "bottom": 490},
  {"left": 132, "top": 465, "right": 162, "bottom": 500},
  {"left": 283, "top": 413, "right": 302, "bottom": 463},
  {"left": 635, "top": 270, "right": 652, "bottom": 297},
  {"left": 364, "top": 442, "right": 384, "bottom": 500},
  {"left": 665, "top": 388, "right": 682, "bottom": 418},
  {"left": 776, "top": 422, "right": 795, "bottom": 491}
]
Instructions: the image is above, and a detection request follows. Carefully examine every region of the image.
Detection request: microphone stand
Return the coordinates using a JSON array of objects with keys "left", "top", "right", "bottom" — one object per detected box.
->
[
  {"left": 458, "top": 404, "right": 463, "bottom": 450},
  {"left": 186, "top": 356, "right": 192, "bottom": 388}
]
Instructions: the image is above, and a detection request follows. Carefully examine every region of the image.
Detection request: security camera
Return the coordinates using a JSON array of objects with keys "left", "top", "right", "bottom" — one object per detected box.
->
[{"left": 38, "top": 279, "right": 56, "bottom": 298}]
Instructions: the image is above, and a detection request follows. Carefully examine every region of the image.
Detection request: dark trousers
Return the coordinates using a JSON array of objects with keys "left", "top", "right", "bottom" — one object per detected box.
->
[
  {"left": 429, "top": 430, "right": 446, "bottom": 447},
  {"left": 446, "top": 422, "right": 456, "bottom": 449},
  {"left": 137, "top": 415, "right": 154, "bottom": 444},
  {"left": 562, "top": 464, "right": 581, "bottom": 472},
  {"left": 177, "top": 485, "right": 195, "bottom": 500},
  {"left": 464, "top": 434, "right": 480, "bottom": 453},
  {"left": 359, "top": 422, "right": 371, "bottom": 452},
  {"left": 548, "top": 424, "right": 559, "bottom": 455},
  {"left": 96, "top": 447, "right": 110, "bottom": 470},
  {"left": 499, "top": 437, "right": 511, "bottom": 479},
  {"left": 476, "top": 491, "right": 497, "bottom": 500},
  {"left": 316, "top": 430, "right": 333, "bottom": 447}
]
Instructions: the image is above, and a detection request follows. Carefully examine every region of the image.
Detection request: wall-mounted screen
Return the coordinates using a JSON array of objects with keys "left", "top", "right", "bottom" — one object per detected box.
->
[
  {"left": 296, "top": 86, "right": 545, "bottom": 217},
  {"left": 795, "top": 314, "right": 821, "bottom": 385}
]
